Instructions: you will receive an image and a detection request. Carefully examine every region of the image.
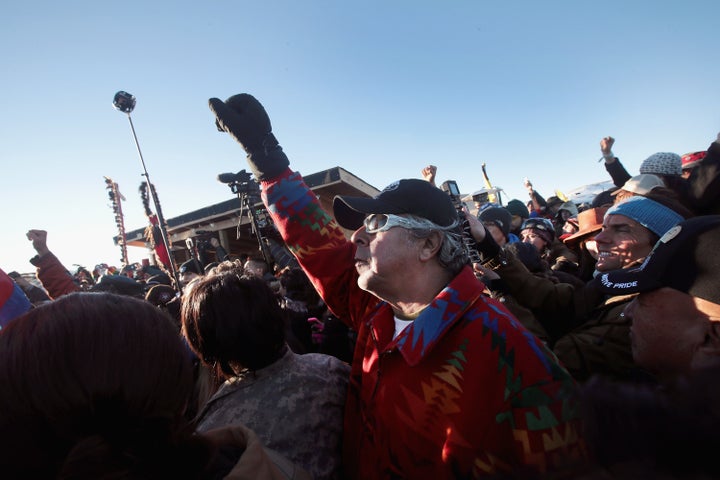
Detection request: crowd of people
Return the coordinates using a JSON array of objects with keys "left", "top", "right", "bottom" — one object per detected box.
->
[{"left": 1, "top": 92, "right": 720, "bottom": 478}]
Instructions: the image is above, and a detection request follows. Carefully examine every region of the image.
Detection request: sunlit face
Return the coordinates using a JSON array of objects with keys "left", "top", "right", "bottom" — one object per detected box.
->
[
  {"left": 626, "top": 288, "right": 720, "bottom": 377},
  {"left": 593, "top": 214, "right": 655, "bottom": 272},
  {"left": 351, "top": 216, "right": 422, "bottom": 301},
  {"left": 521, "top": 230, "right": 548, "bottom": 253}
]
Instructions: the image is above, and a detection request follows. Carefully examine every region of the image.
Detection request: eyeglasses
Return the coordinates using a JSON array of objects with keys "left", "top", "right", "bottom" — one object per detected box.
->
[{"left": 363, "top": 213, "right": 416, "bottom": 234}]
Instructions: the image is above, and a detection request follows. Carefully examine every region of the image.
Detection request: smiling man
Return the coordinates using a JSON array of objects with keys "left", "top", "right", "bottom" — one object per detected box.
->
[
  {"left": 594, "top": 215, "right": 720, "bottom": 380},
  {"left": 208, "top": 93, "right": 586, "bottom": 479},
  {"left": 593, "top": 198, "right": 676, "bottom": 273},
  {"left": 476, "top": 195, "right": 687, "bottom": 382}
]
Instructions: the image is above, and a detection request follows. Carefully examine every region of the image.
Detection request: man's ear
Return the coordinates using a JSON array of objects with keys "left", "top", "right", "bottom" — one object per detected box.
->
[
  {"left": 708, "top": 322, "right": 720, "bottom": 351},
  {"left": 694, "top": 321, "right": 720, "bottom": 370},
  {"left": 418, "top": 231, "right": 443, "bottom": 262}
]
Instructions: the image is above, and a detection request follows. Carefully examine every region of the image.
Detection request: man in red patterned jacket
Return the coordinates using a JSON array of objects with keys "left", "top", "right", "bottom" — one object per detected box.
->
[{"left": 209, "top": 93, "right": 586, "bottom": 479}]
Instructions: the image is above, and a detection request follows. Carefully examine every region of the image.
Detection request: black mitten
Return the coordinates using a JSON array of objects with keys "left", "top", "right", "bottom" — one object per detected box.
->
[{"left": 209, "top": 94, "right": 289, "bottom": 181}]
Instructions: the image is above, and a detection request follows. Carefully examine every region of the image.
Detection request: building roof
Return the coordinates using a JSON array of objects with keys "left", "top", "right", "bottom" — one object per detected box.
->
[{"left": 117, "top": 166, "right": 380, "bottom": 249}]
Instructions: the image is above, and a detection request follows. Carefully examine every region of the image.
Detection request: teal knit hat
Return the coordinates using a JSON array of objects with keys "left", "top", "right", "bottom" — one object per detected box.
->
[{"left": 605, "top": 196, "right": 684, "bottom": 237}]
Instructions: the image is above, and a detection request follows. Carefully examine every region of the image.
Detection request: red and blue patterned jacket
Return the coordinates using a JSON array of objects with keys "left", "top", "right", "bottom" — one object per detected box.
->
[{"left": 262, "top": 169, "right": 586, "bottom": 479}]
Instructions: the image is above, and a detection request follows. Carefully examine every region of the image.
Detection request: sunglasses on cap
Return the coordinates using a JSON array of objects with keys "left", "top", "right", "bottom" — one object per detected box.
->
[{"left": 363, "top": 213, "right": 417, "bottom": 234}]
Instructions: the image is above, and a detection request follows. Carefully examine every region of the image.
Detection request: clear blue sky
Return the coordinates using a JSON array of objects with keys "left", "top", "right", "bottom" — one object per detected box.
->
[{"left": 2, "top": 0, "right": 718, "bottom": 274}]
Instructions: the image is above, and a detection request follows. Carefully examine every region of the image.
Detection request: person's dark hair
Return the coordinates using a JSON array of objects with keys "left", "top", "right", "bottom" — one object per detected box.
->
[
  {"left": 591, "top": 188, "right": 617, "bottom": 208},
  {"left": 643, "top": 187, "right": 696, "bottom": 220},
  {"left": 659, "top": 174, "right": 686, "bottom": 195},
  {"left": 280, "top": 267, "right": 321, "bottom": 306},
  {"left": 0, "top": 292, "right": 212, "bottom": 478},
  {"left": 181, "top": 271, "right": 286, "bottom": 377}
]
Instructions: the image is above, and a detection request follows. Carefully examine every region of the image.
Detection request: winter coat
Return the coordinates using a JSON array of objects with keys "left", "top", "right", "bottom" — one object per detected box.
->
[
  {"left": 258, "top": 169, "right": 586, "bottom": 479},
  {"left": 197, "top": 347, "right": 349, "bottom": 480},
  {"left": 493, "top": 251, "right": 636, "bottom": 382}
]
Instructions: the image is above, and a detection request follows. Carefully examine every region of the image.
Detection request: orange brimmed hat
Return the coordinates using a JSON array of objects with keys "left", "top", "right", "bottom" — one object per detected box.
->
[{"left": 563, "top": 206, "right": 609, "bottom": 245}]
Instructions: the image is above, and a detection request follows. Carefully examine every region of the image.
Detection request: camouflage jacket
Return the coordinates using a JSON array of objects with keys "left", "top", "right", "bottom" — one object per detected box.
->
[{"left": 196, "top": 347, "right": 349, "bottom": 480}]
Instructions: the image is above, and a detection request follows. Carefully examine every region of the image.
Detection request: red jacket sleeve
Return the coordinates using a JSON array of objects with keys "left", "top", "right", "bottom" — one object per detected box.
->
[{"left": 30, "top": 252, "right": 80, "bottom": 299}]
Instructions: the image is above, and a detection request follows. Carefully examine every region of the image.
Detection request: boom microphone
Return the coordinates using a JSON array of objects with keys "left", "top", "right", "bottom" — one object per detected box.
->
[
  {"left": 217, "top": 172, "right": 240, "bottom": 184},
  {"left": 112, "top": 90, "right": 180, "bottom": 291}
]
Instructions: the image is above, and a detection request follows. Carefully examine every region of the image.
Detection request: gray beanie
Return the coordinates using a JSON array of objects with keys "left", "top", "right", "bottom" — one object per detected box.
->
[
  {"left": 639, "top": 152, "right": 682, "bottom": 177},
  {"left": 557, "top": 201, "right": 578, "bottom": 217}
]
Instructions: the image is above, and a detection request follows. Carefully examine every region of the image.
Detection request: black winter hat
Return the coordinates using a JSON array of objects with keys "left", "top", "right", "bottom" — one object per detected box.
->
[
  {"left": 521, "top": 217, "right": 556, "bottom": 245},
  {"left": 479, "top": 207, "right": 512, "bottom": 239},
  {"left": 90, "top": 275, "right": 145, "bottom": 298},
  {"left": 506, "top": 199, "right": 530, "bottom": 219},
  {"left": 591, "top": 188, "right": 618, "bottom": 208}
]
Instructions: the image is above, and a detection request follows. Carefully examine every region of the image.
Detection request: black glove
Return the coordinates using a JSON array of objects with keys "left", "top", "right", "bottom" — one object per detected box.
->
[{"left": 209, "top": 94, "right": 289, "bottom": 181}]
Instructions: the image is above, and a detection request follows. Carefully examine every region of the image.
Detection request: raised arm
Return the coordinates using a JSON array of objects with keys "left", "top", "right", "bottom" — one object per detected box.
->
[
  {"left": 600, "top": 136, "right": 631, "bottom": 187},
  {"left": 208, "top": 94, "right": 376, "bottom": 328},
  {"left": 421, "top": 165, "right": 437, "bottom": 186},
  {"left": 26, "top": 229, "right": 80, "bottom": 299}
]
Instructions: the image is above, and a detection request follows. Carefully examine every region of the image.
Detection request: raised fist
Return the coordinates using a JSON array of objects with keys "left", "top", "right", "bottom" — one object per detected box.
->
[{"left": 209, "top": 94, "right": 289, "bottom": 181}]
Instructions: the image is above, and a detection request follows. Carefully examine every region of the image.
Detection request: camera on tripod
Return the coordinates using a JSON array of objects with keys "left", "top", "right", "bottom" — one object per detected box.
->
[
  {"left": 192, "top": 230, "right": 216, "bottom": 251},
  {"left": 217, "top": 169, "right": 260, "bottom": 196}
]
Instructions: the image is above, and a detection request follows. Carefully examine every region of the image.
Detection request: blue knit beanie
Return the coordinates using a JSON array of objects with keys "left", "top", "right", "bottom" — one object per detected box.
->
[{"left": 605, "top": 197, "right": 684, "bottom": 237}]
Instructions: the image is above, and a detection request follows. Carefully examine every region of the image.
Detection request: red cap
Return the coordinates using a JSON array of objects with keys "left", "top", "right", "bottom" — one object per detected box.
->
[{"left": 681, "top": 151, "right": 706, "bottom": 170}]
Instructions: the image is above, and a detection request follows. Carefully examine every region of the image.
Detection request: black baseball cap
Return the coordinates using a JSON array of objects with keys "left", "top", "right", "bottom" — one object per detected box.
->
[
  {"left": 333, "top": 178, "right": 459, "bottom": 230},
  {"left": 594, "top": 215, "right": 720, "bottom": 305}
]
